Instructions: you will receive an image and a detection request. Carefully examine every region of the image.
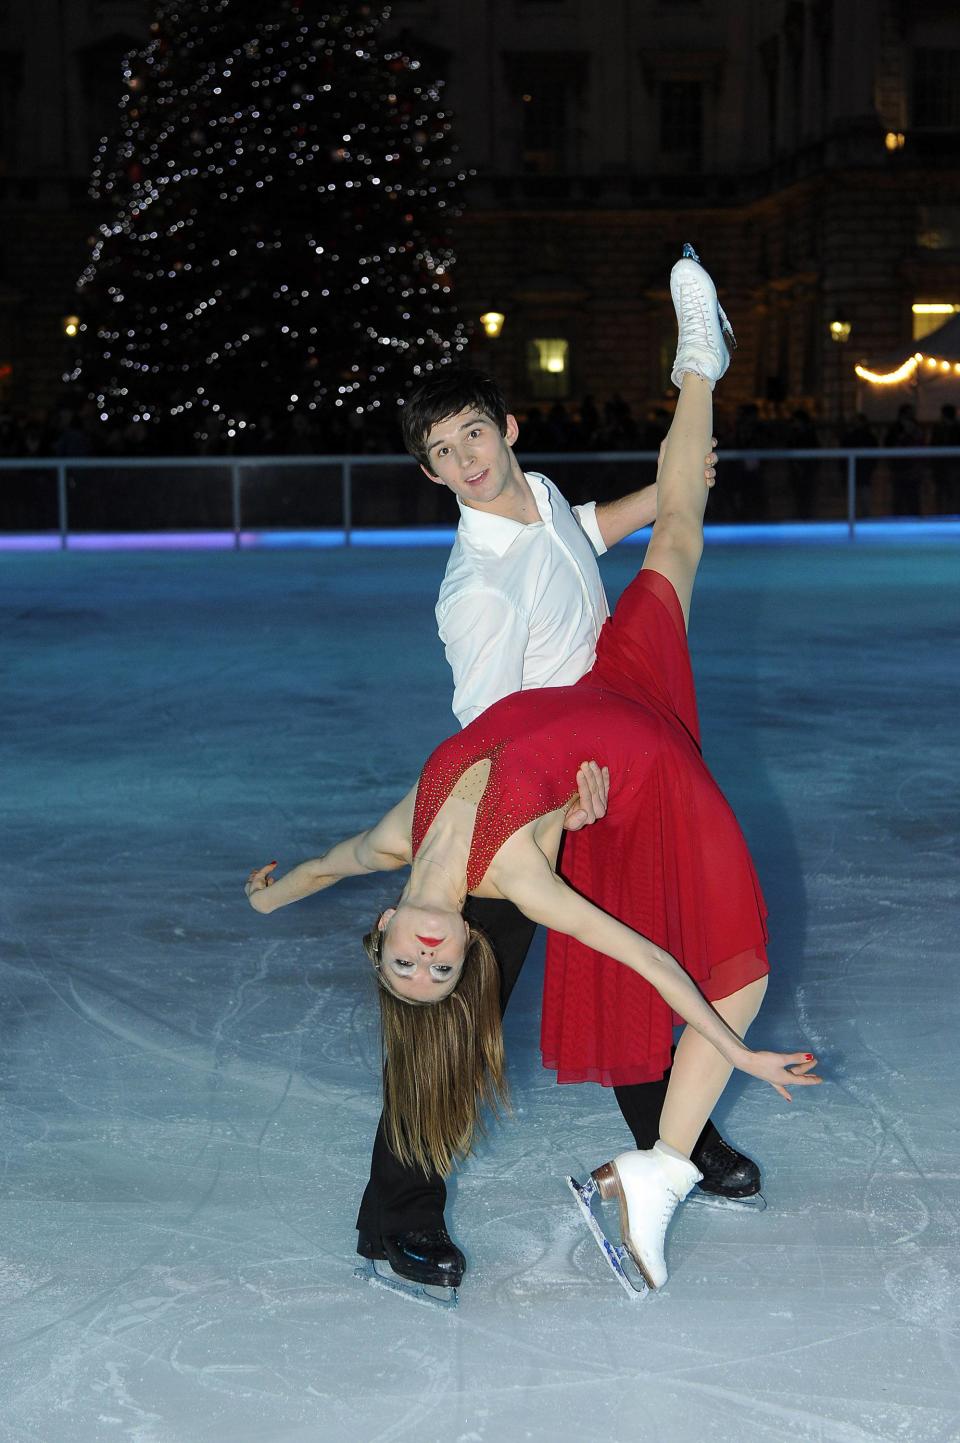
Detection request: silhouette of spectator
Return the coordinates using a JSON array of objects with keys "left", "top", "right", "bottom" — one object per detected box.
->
[
  {"left": 521, "top": 406, "right": 549, "bottom": 451},
  {"left": 726, "top": 402, "right": 763, "bottom": 520},
  {"left": 53, "top": 408, "right": 95, "bottom": 458},
  {"left": 786, "top": 408, "right": 819, "bottom": 519},
  {"left": 884, "top": 403, "right": 924, "bottom": 515},
  {"left": 578, "top": 394, "right": 600, "bottom": 448},
  {"left": 547, "top": 402, "right": 572, "bottom": 450},
  {"left": 642, "top": 407, "right": 670, "bottom": 450},
  {"left": 929, "top": 403, "right": 960, "bottom": 514},
  {"left": 841, "top": 412, "right": 878, "bottom": 518}
]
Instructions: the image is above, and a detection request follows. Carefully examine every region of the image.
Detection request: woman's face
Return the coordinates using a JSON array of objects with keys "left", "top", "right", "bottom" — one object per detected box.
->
[{"left": 377, "top": 904, "right": 468, "bottom": 1001}]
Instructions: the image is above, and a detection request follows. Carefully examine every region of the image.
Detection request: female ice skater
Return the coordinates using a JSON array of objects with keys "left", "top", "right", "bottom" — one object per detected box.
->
[{"left": 245, "top": 249, "right": 822, "bottom": 1290}]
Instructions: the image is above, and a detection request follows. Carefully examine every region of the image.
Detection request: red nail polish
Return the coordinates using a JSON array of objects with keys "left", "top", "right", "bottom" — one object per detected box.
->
[{"left": 805, "top": 1053, "right": 814, "bottom": 1061}]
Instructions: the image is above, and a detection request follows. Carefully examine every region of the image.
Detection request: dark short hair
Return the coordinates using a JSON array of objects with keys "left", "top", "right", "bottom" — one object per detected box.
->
[{"left": 400, "top": 368, "right": 508, "bottom": 470}]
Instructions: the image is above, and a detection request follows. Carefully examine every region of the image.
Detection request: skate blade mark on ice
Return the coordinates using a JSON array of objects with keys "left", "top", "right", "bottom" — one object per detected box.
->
[
  {"left": 565, "top": 1175, "right": 648, "bottom": 1300},
  {"left": 354, "top": 1256, "right": 459, "bottom": 1310}
]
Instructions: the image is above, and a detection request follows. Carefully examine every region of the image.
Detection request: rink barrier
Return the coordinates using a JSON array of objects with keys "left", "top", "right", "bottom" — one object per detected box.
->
[{"left": 0, "top": 447, "right": 958, "bottom": 551}]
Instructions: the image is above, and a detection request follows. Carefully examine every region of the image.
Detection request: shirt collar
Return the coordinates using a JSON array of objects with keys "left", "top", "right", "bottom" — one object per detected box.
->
[{"left": 456, "top": 472, "right": 551, "bottom": 558}]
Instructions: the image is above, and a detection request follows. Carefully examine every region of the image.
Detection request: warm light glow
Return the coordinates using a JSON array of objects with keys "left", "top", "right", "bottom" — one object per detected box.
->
[
  {"left": 912, "top": 302, "right": 958, "bottom": 315},
  {"left": 854, "top": 356, "right": 919, "bottom": 385},
  {"left": 63, "top": 315, "right": 80, "bottom": 338},
  {"left": 480, "top": 310, "right": 505, "bottom": 338},
  {"left": 829, "top": 319, "right": 852, "bottom": 343},
  {"left": 532, "top": 338, "right": 568, "bottom": 374},
  {"left": 884, "top": 131, "right": 905, "bottom": 151}
]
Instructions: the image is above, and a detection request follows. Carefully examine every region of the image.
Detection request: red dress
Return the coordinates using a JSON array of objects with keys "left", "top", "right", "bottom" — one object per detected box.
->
[{"left": 411, "top": 568, "right": 769, "bottom": 1088}]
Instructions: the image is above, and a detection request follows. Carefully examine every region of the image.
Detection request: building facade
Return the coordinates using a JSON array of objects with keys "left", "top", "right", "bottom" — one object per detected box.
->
[{"left": 1, "top": 0, "right": 959, "bottom": 437}]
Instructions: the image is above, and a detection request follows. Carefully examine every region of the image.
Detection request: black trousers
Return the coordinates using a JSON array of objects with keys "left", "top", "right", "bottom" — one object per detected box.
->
[{"left": 356, "top": 895, "right": 675, "bottom": 1242}]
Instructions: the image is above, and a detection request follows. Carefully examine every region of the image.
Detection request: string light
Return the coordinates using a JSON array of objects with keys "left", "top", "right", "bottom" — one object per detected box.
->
[{"left": 854, "top": 350, "right": 960, "bottom": 385}]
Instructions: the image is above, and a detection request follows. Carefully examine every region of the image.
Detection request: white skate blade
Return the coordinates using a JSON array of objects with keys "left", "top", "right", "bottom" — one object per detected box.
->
[
  {"left": 688, "top": 1188, "right": 767, "bottom": 1213},
  {"left": 565, "top": 1176, "right": 648, "bottom": 1300},
  {"left": 354, "top": 1256, "right": 459, "bottom": 1310}
]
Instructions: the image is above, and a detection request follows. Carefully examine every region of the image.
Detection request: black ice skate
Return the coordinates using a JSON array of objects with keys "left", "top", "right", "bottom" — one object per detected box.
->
[
  {"left": 688, "top": 1128, "right": 767, "bottom": 1212},
  {"left": 355, "top": 1228, "right": 463, "bottom": 1309}
]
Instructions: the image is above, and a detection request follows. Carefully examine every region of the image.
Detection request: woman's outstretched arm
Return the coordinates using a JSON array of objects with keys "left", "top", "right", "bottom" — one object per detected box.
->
[
  {"left": 245, "top": 784, "right": 416, "bottom": 914},
  {"left": 500, "top": 854, "right": 821, "bottom": 1101}
]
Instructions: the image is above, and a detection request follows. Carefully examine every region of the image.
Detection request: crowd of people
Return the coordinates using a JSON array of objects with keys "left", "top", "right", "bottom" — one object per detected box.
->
[
  {"left": 0, "top": 395, "right": 957, "bottom": 525},
  {"left": 2, "top": 395, "right": 959, "bottom": 463}
]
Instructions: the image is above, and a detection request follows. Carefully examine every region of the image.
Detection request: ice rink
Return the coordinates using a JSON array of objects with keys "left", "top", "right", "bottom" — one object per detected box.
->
[{"left": 2, "top": 535, "right": 958, "bottom": 1443}]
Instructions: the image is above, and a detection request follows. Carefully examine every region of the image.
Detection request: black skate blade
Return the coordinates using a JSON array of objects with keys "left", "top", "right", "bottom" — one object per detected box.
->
[
  {"left": 354, "top": 1256, "right": 459, "bottom": 1310},
  {"left": 565, "top": 1175, "right": 648, "bottom": 1300},
  {"left": 689, "top": 1188, "right": 767, "bottom": 1213}
]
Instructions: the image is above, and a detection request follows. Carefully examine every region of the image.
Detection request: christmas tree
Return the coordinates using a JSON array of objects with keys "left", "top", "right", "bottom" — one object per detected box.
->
[{"left": 72, "top": 0, "right": 468, "bottom": 448}]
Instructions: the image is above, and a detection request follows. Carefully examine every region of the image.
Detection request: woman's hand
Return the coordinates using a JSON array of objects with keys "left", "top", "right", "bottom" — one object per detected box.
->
[
  {"left": 739, "top": 1049, "right": 822, "bottom": 1101},
  {"left": 244, "top": 861, "right": 278, "bottom": 913},
  {"left": 563, "top": 761, "right": 610, "bottom": 832}
]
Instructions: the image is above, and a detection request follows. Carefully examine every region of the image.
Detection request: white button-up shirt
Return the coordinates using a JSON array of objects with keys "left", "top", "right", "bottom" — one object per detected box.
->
[{"left": 436, "top": 472, "right": 610, "bottom": 726}]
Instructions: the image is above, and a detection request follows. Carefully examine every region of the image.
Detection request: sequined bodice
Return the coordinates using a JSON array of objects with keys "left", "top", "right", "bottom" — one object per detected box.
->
[{"left": 412, "top": 682, "right": 661, "bottom": 893}]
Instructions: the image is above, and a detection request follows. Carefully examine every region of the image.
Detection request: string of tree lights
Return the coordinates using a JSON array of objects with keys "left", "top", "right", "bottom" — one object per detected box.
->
[{"left": 71, "top": 0, "right": 468, "bottom": 448}]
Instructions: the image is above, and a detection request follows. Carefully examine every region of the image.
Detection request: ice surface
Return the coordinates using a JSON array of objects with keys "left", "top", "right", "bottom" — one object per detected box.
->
[{"left": 1, "top": 539, "right": 958, "bottom": 1443}]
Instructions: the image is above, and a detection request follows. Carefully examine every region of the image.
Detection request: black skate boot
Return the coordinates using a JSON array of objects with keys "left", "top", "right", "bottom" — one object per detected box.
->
[
  {"left": 356, "top": 1227, "right": 465, "bottom": 1307},
  {"left": 690, "top": 1123, "right": 766, "bottom": 1211}
]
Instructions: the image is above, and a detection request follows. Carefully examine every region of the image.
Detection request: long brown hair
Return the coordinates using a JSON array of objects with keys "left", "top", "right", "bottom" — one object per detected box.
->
[{"left": 362, "top": 922, "right": 507, "bottom": 1176}]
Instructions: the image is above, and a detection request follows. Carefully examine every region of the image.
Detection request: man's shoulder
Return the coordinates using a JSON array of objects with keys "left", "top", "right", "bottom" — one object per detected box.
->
[{"left": 437, "top": 538, "right": 514, "bottom": 613}]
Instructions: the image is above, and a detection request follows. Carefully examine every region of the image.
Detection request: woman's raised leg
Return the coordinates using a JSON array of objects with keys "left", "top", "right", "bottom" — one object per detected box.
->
[
  {"left": 642, "top": 251, "right": 735, "bottom": 629},
  {"left": 641, "top": 373, "right": 714, "bottom": 630}
]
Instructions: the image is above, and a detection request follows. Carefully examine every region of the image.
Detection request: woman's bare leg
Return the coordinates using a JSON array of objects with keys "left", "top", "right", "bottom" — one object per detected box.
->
[
  {"left": 658, "top": 976, "right": 768, "bottom": 1157},
  {"left": 641, "top": 373, "right": 714, "bottom": 630}
]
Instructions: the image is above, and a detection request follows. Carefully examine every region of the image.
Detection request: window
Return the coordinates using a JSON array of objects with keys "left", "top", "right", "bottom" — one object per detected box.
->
[
  {"left": 917, "top": 205, "right": 960, "bottom": 250},
  {"left": 912, "top": 302, "right": 960, "bottom": 341},
  {"left": 527, "top": 337, "right": 571, "bottom": 400},
  {"left": 503, "top": 52, "right": 586, "bottom": 173},
  {"left": 659, "top": 80, "right": 703, "bottom": 168},
  {"left": 912, "top": 49, "right": 960, "bottom": 129}
]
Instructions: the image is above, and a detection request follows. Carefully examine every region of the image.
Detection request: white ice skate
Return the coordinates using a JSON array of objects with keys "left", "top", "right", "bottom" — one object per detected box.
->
[
  {"left": 565, "top": 1174, "right": 649, "bottom": 1300},
  {"left": 588, "top": 1141, "right": 702, "bottom": 1290},
  {"left": 670, "top": 242, "right": 737, "bottom": 391}
]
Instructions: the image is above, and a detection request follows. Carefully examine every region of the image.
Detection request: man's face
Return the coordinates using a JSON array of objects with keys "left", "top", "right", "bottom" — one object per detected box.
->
[{"left": 420, "top": 407, "right": 520, "bottom": 507}]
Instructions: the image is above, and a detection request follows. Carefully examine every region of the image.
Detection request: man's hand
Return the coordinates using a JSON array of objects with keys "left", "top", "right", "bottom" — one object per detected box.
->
[
  {"left": 245, "top": 861, "right": 278, "bottom": 913},
  {"left": 658, "top": 436, "right": 718, "bottom": 488},
  {"left": 563, "top": 761, "right": 610, "bottom": 832}
]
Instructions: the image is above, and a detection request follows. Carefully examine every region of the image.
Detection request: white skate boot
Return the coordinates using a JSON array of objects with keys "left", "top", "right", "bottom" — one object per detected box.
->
[
  {"left": 670, "top": 243, "right": 736, "bottom": 391},
  {"left": 592, "top": 1140, "right": 702, "bottom": 1289}
]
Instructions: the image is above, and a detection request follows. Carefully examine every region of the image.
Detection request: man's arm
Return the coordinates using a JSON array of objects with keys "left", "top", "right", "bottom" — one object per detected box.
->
[
  {"left": 438, "top": 588, "right": 529, "bottom": 727},
  {"left": 588, "top": 438, "right": 719, "bottom": 549},
  {"left": 589, "top": 485, "right": 659, "bottom": 548}
]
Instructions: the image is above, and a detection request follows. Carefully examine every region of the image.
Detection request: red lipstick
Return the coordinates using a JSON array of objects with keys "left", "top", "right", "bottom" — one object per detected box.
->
[{"left": 416, "top": 935, "right": 444, "bottom": 947}]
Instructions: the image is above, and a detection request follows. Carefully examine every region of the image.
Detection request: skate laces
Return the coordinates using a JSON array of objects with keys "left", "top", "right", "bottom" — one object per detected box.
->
[
  {"left": 677, "top": 280, "right": 719, "bottom": 352},
  {"left": 658, "top": 1182, "right": 684, "bottom": 1231}
]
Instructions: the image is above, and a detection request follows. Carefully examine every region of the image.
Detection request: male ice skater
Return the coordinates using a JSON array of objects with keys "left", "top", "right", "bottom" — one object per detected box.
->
[{"left": 356, "top": 370, "right": 761, "bottom": 1295}]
